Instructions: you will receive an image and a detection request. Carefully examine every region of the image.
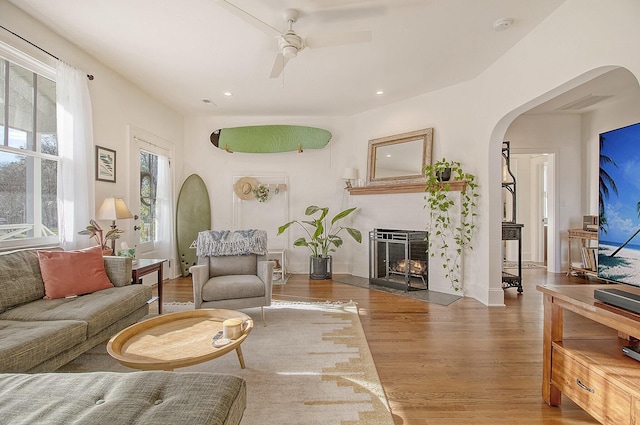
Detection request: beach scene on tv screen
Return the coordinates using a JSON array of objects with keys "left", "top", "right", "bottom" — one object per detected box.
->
[{"left": 599, "top": 122, "right": 640, "bottom": 285}]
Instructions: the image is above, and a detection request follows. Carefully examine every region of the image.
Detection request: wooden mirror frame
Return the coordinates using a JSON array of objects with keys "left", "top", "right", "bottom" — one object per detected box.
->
[{"left": 366, "top": 128, "right": 433, "bottom": 186}]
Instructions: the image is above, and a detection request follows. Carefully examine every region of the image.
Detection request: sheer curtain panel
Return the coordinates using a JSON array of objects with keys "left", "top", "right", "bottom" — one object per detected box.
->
[
  {"left": 155, "top": 154, "right": 175, "bottom": 267},
  {"left": 56, "top": 61, "right": 94, "bottom": 250}
]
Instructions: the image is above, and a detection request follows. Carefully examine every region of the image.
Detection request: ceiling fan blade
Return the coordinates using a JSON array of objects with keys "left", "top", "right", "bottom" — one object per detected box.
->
[
  {"left": 217, "top": 0, "right": 281, "bottom": 37},
  {"left": 270, "top": 53, "right": 289, "bottom": 79},
  {"left": 308, "top": 0, "right": 381, "bottom": 8},
  {"left": 306, "top": 31, "right": 372, "bottom": 49}
]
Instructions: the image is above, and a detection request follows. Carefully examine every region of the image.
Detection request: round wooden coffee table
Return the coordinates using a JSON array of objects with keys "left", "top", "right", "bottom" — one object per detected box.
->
[{"left": 106, "top": 309, "right": 253, "bottom": 371}]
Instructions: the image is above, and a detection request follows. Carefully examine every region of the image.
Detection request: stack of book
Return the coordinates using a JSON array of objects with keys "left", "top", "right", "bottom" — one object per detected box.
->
[{"left": 580, "top": 246, "right": 598, "bottom": 271}]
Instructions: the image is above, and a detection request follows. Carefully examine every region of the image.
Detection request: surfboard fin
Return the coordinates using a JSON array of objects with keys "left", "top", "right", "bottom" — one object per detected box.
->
[
  {"left": 224, "top": 144, "right": 234, "bottom": 153},
  {"left": 298, "top": 143, "right": 303, "bottom": 153}
]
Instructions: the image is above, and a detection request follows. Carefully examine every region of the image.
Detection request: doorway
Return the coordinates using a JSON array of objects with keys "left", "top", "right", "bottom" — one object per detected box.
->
[
  {"left": 507, "top": 152, "right": 554, "bottom": 268},
  {"left": 128, "top": 127, "right": 176, "bottom": 278}
]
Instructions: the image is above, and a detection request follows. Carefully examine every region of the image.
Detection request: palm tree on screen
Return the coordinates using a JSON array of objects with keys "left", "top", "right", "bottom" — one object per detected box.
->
[{"left": 599, "top": 134, "right": 618, "bottom": 233}]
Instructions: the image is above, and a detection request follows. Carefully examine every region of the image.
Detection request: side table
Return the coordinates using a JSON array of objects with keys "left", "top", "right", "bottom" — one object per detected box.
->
[
  {"left": 567, "top": 228, "right": 598, "bottom": 277},
  {"left": 132, "top": 259, "right": 167, "bottom": 313}
]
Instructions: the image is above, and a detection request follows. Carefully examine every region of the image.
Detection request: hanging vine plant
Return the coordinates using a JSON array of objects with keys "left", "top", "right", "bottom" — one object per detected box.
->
[{"left": 423, "top": 158, "right": 479, "bottom": 291}]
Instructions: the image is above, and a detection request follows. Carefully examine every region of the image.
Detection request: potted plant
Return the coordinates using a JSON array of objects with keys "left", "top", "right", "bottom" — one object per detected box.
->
[
  {"left": 78, "top": 219, "right": 124, "bottom": 255},
  {"left": 253, "top": 184, "right": 270, "bottom": 202},
  {"left": 423, "top": 158, "right": 479, "bottom": 291},
  {"left": 277, "top": 205, "right": 362, "bottom": 279}
]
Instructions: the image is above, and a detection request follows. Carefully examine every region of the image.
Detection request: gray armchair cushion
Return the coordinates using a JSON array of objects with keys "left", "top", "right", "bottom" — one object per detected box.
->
[
  {"left": 208, "top": 255, "right": 257, "bottom": 277},
  {"left": 202, "top": 275, "right": 266, "bottom": 302}
]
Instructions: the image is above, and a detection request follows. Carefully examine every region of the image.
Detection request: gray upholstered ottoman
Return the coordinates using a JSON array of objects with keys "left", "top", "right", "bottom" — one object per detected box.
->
[{"left": 0, "top": 371, "right": 245, "bottom": 425}]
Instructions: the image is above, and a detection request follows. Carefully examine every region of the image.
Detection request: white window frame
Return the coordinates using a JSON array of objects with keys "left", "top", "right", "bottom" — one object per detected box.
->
[{"left": 0, "top": 41, "right": 59, "bottom": 250}]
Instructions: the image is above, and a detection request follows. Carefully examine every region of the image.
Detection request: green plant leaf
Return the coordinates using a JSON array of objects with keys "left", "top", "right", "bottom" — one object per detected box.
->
[
  {"left": 331, "top": 207, "right": 357, "bottom": 224},
  {"left": 277, "top": 221, "right": 295, "bottom": 235},
  {"left": 293, "top": 238, "right": 309, "bottom": 247},
  {"left": 345, "top": 227, "right": 362, "bottom": 243}
]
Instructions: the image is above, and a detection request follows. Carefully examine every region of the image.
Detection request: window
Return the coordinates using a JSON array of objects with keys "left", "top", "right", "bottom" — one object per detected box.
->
[
  {"left": 0, "top": 57, "right": 59, "bottom": 248},
  {"left": 139, "top": 150, "right": 158, "bottom": 245}
]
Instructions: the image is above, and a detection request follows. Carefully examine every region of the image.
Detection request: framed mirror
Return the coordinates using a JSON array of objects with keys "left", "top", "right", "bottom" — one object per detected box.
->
[{"left": 366, "top": 128, "right": 433, "bottom": 186}]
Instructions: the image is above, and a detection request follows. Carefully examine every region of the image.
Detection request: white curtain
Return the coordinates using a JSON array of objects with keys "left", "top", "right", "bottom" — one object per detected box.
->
[
  {"left": 56, "top": 61, "right": 94, "bottom": 250},
  {"left": 155, "top": 155, "right": 175, "bottom": 266}
]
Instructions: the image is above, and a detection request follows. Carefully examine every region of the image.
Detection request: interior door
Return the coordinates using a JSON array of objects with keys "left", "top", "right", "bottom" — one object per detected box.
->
[{"left": 129, "top": 127, "right": 175, "bottom": 278}]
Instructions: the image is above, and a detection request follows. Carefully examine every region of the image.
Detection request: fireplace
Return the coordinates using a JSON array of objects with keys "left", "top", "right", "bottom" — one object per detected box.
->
[{"left": 369, "top": 229, "right": 429, "bottom": 291}]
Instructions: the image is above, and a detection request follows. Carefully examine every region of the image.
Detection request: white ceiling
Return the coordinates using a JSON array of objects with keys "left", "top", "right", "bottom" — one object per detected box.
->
[{"left": 8, "top": 0, "right": 567, "bottom": 116}]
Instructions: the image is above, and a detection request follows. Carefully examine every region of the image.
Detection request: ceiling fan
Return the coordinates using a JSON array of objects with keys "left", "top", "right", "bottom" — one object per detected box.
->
[{"left": 218, "top": 1, "right": 373, "bottom": 78}]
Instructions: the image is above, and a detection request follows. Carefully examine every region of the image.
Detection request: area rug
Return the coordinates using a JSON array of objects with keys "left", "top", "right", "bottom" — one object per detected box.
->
[
  {"left": 333, "top": 275, "right": 461, "bottom": 306},
  {"left": 57, "top": 301, "right": 394, "bottom": 425},
  {"left": 503, "top": 261, "right": 546, "bottom": 269}
]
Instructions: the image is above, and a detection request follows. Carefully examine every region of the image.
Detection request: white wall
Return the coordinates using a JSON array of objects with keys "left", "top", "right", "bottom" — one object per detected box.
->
[
  {"left": 183, "top": 115, "right": 358, "bottom": 274},
  {"left": 2, "top": 2, "right": 185, "bottom": 276}
]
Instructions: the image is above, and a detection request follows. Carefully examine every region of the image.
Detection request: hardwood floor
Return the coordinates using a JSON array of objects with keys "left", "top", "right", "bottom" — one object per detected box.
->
[{"left": 159, "top": 269, "right": 606, "bottom": 424}]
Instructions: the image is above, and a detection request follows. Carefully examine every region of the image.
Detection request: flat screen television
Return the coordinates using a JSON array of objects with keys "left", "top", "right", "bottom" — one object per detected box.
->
[{"left": 598, "top": 121, "right": 640, "bottom": 285}]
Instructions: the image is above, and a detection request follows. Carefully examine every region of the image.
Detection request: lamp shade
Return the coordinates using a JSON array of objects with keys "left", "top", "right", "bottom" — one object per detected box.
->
[
  {"left": 96, "top": 198, "right": 133, "bottom": 221},
  {"left": 341, "top": 168, "right": 358, "bottom": 180}
]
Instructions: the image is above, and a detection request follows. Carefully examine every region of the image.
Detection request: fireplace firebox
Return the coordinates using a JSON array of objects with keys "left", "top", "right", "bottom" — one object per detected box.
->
[{"left": 369, "top": 229, "right": 429, "bottom": 291}]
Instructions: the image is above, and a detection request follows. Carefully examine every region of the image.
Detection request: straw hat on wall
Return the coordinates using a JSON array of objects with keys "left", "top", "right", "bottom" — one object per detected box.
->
[{"left": 234, "top": 177, "right": 258, "bottom": 200}]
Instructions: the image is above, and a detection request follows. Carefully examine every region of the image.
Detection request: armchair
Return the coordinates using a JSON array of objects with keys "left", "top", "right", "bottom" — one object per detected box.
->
[{"left": 190, "top": 254, "right": 274, "bottom": 324}]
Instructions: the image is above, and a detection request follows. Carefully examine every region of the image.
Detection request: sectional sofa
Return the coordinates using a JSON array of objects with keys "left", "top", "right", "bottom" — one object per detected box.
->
[
  {"left": 0, "top": 246, "right": 152, "bottom": 373},
  {"left": 0, "top": 246, "right": 247, "bottom": 425}
]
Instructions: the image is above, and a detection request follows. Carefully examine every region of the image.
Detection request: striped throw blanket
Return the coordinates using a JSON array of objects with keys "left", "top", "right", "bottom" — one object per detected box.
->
[{"left": 196, "top": 229, "right": 267, "bottom": 257}]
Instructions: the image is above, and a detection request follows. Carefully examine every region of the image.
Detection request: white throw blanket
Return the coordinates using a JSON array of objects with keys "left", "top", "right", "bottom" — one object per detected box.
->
[{"left": 196, "top": 229, "right": 267, "bottom": 257}]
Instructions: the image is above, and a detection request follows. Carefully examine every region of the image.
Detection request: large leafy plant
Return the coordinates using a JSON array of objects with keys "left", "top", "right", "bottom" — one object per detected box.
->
[
  {"left": 423, "top": 158, "right": 479, "bottom": 291},
  {"left": 277, "top": 206, "right": 362, "bottom": 258}
]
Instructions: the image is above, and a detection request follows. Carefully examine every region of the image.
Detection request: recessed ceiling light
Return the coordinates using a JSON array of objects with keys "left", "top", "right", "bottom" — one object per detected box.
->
[
  {"left": 493, "top": 18, "right": 514, "bottom": 32},
  {"left": 224, "top": 92, "right": 233, "bottom": 96},
  {"left": 376, "top": 90, "right": 384, "bottom": 95}
]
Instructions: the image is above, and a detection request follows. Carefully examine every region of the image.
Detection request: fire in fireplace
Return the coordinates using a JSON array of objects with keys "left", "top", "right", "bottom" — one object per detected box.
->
[
  {"left": 369, "top": 228, "right": 429, "bottom": 291},
  {"left": 391, "top": 259, "right": 427, "bottom": 275}
]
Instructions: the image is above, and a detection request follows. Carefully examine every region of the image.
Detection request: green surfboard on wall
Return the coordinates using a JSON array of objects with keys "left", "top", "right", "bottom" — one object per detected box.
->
[
  {"left": 176, "top": 174, "right": 211, "bottom": 277},
  {"left": 210, "top": 125, "right": 332, "bottom": 153}
]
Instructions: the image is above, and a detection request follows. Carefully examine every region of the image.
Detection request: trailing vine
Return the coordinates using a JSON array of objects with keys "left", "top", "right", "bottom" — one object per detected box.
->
[{"left": 423, "top": 158, "right": 479, "bottom": 291}]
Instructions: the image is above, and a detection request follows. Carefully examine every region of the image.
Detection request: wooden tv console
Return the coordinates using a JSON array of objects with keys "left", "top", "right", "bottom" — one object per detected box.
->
[{"left": 538, "top": 284, "right": 640, "bottom": 424}]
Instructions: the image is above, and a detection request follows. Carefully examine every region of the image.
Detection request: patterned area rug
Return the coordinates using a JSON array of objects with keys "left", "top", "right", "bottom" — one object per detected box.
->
[
  {"left": 333, "top": 275, "right": 461, "bottom": 306},
  {"left": 57, "top": 302, "right": 394, "bottom": 425}
]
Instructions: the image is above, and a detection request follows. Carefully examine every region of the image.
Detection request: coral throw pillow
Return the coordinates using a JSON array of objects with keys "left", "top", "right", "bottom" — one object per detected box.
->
[{"left": 37, "top": 246, "right": 114, "bottom": 299}]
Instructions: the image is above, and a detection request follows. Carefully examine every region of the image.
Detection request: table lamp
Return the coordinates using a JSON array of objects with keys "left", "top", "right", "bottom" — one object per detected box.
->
[
  {"left": 96, "top": 197, "right": 134, "bottom": 252},
  {"left": 342, "top": 168, "right": 358, "bottom": 188}
]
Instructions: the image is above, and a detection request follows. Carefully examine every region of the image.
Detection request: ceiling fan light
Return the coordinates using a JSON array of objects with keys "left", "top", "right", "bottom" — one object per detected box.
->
[{"left": 282, "top": 45, "right": 298, "bottom": 59}]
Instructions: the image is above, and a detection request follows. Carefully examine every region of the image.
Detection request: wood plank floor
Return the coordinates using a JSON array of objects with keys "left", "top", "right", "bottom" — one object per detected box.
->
[{"left": 159, "top": 268, "right": 607, "bottom": 424}]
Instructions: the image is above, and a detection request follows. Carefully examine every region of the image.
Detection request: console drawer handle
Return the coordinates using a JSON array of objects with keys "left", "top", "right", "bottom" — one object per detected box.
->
[{"left": 576, "top": 378, "right": 595, "bottom": 393}]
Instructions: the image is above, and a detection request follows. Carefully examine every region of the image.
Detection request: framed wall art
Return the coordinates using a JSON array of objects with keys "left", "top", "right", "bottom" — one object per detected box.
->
[{"left": 95, "top": 145, "right": 116, "bottom": 183}]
